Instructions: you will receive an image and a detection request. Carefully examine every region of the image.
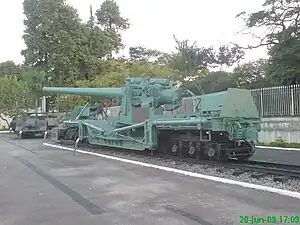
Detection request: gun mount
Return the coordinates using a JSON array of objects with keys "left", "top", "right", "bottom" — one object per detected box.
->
[
  {"left": 43, "top": 77, "right": 182, "bottom": 111},
  {"left": 42, "top": 77, "right": 261, "bottom": 162}
]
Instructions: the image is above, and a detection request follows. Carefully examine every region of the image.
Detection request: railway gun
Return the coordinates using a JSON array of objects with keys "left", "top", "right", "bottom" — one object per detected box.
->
[{"left": 42, "top": 77, "right": 261, "bottom": 161}]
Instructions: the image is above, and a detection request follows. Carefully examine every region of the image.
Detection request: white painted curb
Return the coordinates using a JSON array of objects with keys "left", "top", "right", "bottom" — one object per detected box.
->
[
  {"left": 0, "top": 131, "right": 10, "bottom": 134},
  {"left": 256, "top": 145, "right": 300, "bottom": 151},
  {"left": 43, "top": 142, "right": 300, "bottom": 200}
]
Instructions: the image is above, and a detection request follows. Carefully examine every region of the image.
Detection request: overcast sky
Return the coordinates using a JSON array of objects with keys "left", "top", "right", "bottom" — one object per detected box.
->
[{"left": 0, "top": 0, "right": 267, "bottom": 65}]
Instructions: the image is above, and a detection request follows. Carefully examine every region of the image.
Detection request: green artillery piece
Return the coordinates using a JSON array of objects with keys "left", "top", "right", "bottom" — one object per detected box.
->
[{"left": 42, "top": 77, "right": 261, "bottom": 161}]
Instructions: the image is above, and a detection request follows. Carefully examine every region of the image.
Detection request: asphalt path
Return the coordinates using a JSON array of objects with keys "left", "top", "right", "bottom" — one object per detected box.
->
[
  {"left": 252, "top": 147, "right": 300, "bottom": 166},
  {"left": 0, "top": 135, "right": 299, "bottom": 225}
]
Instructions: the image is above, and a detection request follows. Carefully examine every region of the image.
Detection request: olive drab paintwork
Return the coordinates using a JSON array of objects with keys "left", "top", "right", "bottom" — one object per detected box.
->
[{"left": 12, "top": 112, "right": 67, "bottom": 139}]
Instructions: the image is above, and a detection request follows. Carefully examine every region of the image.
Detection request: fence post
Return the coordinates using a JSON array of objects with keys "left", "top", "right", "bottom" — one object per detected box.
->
[
  {"left": 260, "top": 89, "right": 264, "bottom": 117},
  {"left": 291, "top": 86, "right": 294, "bottom": 116}
]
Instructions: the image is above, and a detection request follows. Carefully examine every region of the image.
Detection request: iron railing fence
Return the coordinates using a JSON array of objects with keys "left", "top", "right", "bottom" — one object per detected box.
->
[{"left": 250, "top": 84, "right": 300, "bottom": 117}]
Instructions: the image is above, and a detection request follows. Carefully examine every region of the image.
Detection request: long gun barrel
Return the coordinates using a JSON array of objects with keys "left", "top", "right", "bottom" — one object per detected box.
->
[
  {"left": 42, "top": 77, "right": 186, "bottom": 109},
  {"left": 42, "top": 87, "right": 123, "bottom": 99}
]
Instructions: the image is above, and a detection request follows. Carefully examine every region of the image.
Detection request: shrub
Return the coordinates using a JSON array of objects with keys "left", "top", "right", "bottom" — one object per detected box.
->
[{"left": 258, "top": 137, "right": 300, "bottom": 148}]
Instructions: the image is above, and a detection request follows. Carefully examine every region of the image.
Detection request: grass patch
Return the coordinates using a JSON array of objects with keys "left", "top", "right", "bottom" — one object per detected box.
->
[{"left": 258, "top": 137, "right": 300, "bottom": 149}]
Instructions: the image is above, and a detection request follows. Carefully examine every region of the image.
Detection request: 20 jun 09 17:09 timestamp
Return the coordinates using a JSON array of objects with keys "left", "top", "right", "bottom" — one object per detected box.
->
[{"left": 240, "top": 216, "right": 300, "bottom": 224}]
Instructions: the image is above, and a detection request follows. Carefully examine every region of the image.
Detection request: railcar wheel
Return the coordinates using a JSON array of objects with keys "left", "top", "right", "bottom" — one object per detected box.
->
[
  {"left": 178, "top": 141, "right": 183, "bottom": 157},
  {"left": 171, "top": 144, "right": 178, "bottom": 154},
  {"left": 188, "top": 142, "right": 195, "bottom": 157},
  {"left": 208, "top": 148, "right": 215, "bottom": 160}
]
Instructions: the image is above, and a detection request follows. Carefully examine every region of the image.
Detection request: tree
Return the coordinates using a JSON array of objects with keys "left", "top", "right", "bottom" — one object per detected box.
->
[
  {"left": 236, "top": 0, "right": 300, "bottom": 50},
  {"left": 129, "top": 46, "right": 166, "bottom": 63},
  {"left": 201, "top": 71, "right": 237, "bottom": 93},
  {"left": 21, "top": 68, "right": 49, "bottom": 106},
  {"left": 213, "top": 43, "right": 245, "bottom": 70},
  {"left": 0, "top": 76, "right": 31, "bottom": 126},
  {"left": 236, "top": 0, "right": 300, "bottom": 84},
  {"left": 77, "top": 5, "right": 119, "bottom": 80},
  {"left": 231, "top": 59, "right": 274, "bottom": 89},
  {"left": 96, "top": 0, "right": 129, "bottom": 31},
  {"left": 0, "top": 61, "right": 22, "bottom": 78},
  {"left": 22, "top": 0, "right": 88, "bottom": 85},
  {"left": 167, "top": 35, "right": 215, "bottom": 83},
  {"left": 95, "top": 0, "right": 130, "bottom": 55},
  {"left": 267, "top": 37, "right": 300, "bottom": 84},
  {"left": 54, "top": 95, "right": 89, "bottom": 112}
]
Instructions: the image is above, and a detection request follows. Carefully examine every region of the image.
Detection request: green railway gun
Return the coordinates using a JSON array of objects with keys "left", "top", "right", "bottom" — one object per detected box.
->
[{"left": 42, "top": 77, "right": 261, "bottom": 161}]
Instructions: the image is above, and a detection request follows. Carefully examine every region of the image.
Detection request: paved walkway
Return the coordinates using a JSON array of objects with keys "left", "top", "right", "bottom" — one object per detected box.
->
[
  {"left": 0, "top": 136, "right": 299, "bottom": 225},
  {"left": 252, "top": 147, "right": 300, "bottom": 165}
]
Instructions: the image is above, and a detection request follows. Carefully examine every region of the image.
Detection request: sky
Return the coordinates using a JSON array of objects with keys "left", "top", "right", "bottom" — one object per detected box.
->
[{"left": 0, "top": 0, "right": 267, "bottom": 66}]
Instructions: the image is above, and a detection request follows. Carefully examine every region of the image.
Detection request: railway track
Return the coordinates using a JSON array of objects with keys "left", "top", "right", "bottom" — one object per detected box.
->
[
  {"left": 222, "top": 161, "right": 300, "bottom": 180},
  {"left": 52, "top": 139, "right": 300, "bottom": 182},
  {"left": 160, "top": 154, "right": 300, "bottom": 180}
]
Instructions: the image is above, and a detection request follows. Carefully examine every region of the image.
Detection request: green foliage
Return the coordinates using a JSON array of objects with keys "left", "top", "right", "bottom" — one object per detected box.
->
[
  {"left": 231, "top": 59, "right": 276, "bottom": 89},
  {"left": 0, "top": 76, "right": 32, "bottom": 117},
  {"left": 259, "top": 137, "right": 300, "bottom": 148},
  {"left": 96, "top": 0, "right": 129, "bottom": 31},
  {"left": 54, "top": 95, "right": 89, "bottom": 112},
  {"left": 0, "top": 61, "right": 22, "bottom": 78},
  {"left": 267, "top": 37, "right": 300, "bottom": 85},
  {"left": 200, "top": 71, "right": 237, "bottom": 93},
  {"left": 167, "top": 36, "right": 215, "bottom": 82},
  {"left": 236, "top": 0, "right": 300, "bottom": 48},
  {"left": 22, "top": 0, "right": 85, "bottom": 84},
  {"left": 129, "top": 46, "right": 166, "bottom": 63},
  {"left": 165, "top": 36, "right": 246, "bottom": 95},
  {"left": 21, "top": 69, "right": 47, "bottom": 94},
  {"left": 21, "top": 0, "right": 128, "bottom": 85},
  {"left": 214, "top": 43, "right": 245, "bottom": 69},
  {"left": 95, "top": 0, "right": 129, "bottom": 55},
  {"left": 236, "top": 0, "right": 300, "bottom": 84}
]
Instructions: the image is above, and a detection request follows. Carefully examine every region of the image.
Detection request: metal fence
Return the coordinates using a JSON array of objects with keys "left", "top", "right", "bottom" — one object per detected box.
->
[{"left": 250, "top": 84, "right": 300, "bottom": 117}]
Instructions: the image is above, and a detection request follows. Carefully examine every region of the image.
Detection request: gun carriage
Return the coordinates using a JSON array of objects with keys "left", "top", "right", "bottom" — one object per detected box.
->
[{"left": 42, "top": 77, "right": 261, "bottom": 161}]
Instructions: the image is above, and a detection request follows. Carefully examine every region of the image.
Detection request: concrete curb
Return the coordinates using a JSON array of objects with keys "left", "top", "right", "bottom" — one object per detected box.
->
[
  {"left": 0, "top": 131, "right": 10, "bottom": 134},
  {"left": 256, "top": 145, "right": 300, "bottom": 151}
]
